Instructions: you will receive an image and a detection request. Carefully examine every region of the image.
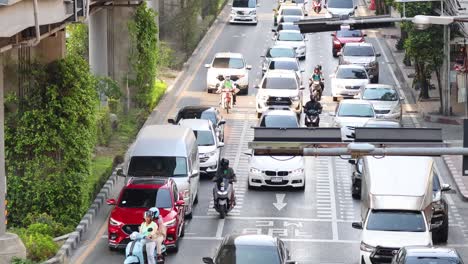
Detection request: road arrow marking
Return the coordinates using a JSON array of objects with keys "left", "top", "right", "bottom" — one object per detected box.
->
[{"left": 273, "top": 193, "right": 287, "bottom": 211}]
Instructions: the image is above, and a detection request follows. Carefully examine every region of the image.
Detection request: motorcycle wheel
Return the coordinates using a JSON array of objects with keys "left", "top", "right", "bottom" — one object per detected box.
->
[{"left": 219, "top": 205, "right": 227, "bottom": 219}]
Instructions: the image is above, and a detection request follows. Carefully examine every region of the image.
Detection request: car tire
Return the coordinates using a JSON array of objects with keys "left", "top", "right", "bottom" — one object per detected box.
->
[
  {"left": 185, "top": 203, "right": 193, "bottom": 219},
  {"left": 333, "top": 96, "right": 337, "bottom": 102},
  {"left": 433, "top": 216, "right": 449, "bottom": 244},
  {"left": 248, "top": 181, "right": 255, "bottom": 190},
  {"left": 194, "top": 193, "right": 199, "bottom": 204},
  {"left": 180, "top": 222, "right": 185, "bottom": 237},
  {"left": 371, "top": 75, "right": 379, "bottom": 83}
]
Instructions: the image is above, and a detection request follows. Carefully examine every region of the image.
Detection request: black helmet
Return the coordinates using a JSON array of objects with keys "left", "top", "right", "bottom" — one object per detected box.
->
[
  {"left": 220, "top": 158, "right": 229, "bottom": 168},
  {"left": 316, "top": 64, "right": 322, "bottom": 70},
  {"left": 310, "top": 94, "right": 316, "bottom": 101}
]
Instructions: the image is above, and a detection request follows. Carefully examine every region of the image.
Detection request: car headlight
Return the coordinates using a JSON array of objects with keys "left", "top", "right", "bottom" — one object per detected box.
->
[
  {"left": 360, "top": 242, "right": 375, "bottom": 253},
  {"left": 291, "top": 96, "right": 300, "bottom": 101},
  {"left": 290, "top": 168, "right": 304, "bottom": 174},
  {"left": 201, "top": 150, "right": 218, "bottom": 158},
  {"left": 231, "top": 10, "right": 237, "bottom": 15},
  {"left": 250, "top": 167, "right": 262, "bottom": 173},
  {"left": 390, "top": 106, "right": 401, "bottom": 114},
  {"left": 109, "top": 217, "right": 123, "bottom": 226},
  {"left": 249, "top": 10, "right": 256, "bottom": 15},
  {"left": 335, "top": 83, "right": 345, "bottom": 90},
  {"left": 164, "top": 219, "right": 177, "bottom": 227}
]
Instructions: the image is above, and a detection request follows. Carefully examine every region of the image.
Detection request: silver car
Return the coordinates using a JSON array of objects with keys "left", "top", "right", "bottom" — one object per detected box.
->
[
  {"left": 332, "top": 99, "right": 376, "bottom": 141},
  {"left": 338, "top": 43, "right": 381, "bottom": 83},
  {"left": 360, "top": 84, "right": 403, "bottom": 121},
  {"left": 273, "top": 30, "right": 307, "bottom": 59}
]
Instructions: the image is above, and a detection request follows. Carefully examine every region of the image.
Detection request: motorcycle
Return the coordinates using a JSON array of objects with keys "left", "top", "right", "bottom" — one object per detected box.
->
[
  {"left": 212, "top": 176, "right": 235, "bottom": 219},
  {"left": 304, "top": 109, "right": 321, "bottom": 127},
  {"left": 310, "top": 80, "right": 322, "bottom": 101},
  {"left": 312, "top": 0, "right": 322, "bottom": 13},
  {"left": 124, "top": 230, "right": 167, "bottom": 264},
  {"left": 216, "top": 75, "right": 240, "bottom": 114}
]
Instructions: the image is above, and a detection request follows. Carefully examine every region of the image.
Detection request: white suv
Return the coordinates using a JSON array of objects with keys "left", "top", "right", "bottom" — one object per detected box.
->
[
  {"left": 255, "top": 70, "right": 304, "bottom": 118},
  {"left": 205, "top": 52, "right": 252, "bottom": 95},
  {"left": 178, "top": 119, "right": 225, "bottom": 175}
]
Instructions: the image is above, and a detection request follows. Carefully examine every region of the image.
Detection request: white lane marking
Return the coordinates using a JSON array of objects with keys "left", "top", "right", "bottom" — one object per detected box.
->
[
  {"left": 192, "top": 215, "right": 357, "bottom": 222},
  {"left": 329, "top": 157, "right": 339, "bottom": 240},
  {"left": 216, "top": 219, "right": 225, "bottom": 238},
  {"left": 183, "top": 236, "right": 361, "bottom": 243}
]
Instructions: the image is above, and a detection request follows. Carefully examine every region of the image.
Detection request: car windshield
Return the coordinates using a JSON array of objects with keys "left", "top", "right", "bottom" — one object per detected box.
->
[
  {"left": 269, "top": 61, "right": 299, "bottom": 71},
  {"left": 281, "top": 8, "right": 302, "bottom": 16},
  {"left": 233, "top": 0, "right": 256, "bottom": 8},
  {"left": 328, "top": 0, "right": 354, "bottom": 8},
  {"left": 118, "top": 188, "right": 172, "bottom": 208},
  {"left": 279, "top": 23, "right": 300, "bottom": 31},
  {"left": 336, "top": 30, "right": 362, "bottom": 37},
  {"left": 212, "top": 57, "right": 244, "bottom": 69},
  {"left": 262, "top": 77, "right": 297, "bottom": 89},
  {"left": 338, "top": 103, "right": 374, "bottom": 117},
  {"left": 215, "top": 245, "right": 281, "bottom": 264},
  {"left": 277, "top": 31, "right": 303, "bottom": 41},
  {"left": 281, "top": 16, "right": 301, "bottom": 23},
  {"left": 261, "top": 115, "right": 299, "bottom": 127},
  {"left": 177, "top": 109, "right": 218, "bottom": 125},
  {"left": 336, "top": 67, "right": 368, "bottom": 79},
  {"left": 343, "top": 46, "right": 375, "bottom": 56},
  {"left": 366, "top": 210, "right": 426, "bottom": 232},
  {"left": 362, "top": 88, "right": 398, "bottom": 101},
  {"left": 404, "top": 256, "right": 462, "bottom": 264},
  {"left": 193, "top": 130, "right": 215, "bottom": 146},
  {"left": 128, "top": 157, "right": 188, "bottom": 177},
  {"left": 201, "top": 112, "right": 218, "bottom": 126},
  {"left": 267, "top": 47, "right": 296, "bottom": 58}
]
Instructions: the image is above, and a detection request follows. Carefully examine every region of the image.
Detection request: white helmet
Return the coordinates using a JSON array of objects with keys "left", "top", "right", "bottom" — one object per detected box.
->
[{"left": 130, "top": 232, "right": 139, "bottom": 241}]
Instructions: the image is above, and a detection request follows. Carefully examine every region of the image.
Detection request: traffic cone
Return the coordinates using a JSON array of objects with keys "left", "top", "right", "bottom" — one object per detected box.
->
[{"left": 369, "top": 0, "right": 376, "bottom": 10}]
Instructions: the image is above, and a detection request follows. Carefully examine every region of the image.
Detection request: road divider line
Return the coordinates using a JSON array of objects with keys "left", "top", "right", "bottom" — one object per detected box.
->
[{"left": 216, "top": 219, "right": 225, "bottom": 238}]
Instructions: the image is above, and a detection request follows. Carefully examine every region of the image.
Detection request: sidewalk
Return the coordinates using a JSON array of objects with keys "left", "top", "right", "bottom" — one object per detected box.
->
[{"left": 378, "top": 21, "right": 468, "bottom": 200}]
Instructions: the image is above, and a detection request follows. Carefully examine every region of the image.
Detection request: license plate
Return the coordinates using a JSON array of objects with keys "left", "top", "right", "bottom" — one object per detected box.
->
[{"left": 271, "top": 177, "right": 283, "bottom": 183}]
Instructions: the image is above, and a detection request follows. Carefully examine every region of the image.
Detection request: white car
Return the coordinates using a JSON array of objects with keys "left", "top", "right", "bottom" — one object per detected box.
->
[
  {"left": 330, "top": 65, "right": 370, "bottom": 101},
  {"left": 360, "top": 84, "right": 403, "bottom": 121},
  {"left": 264, "top": 57, "right": 304, "bottom": 85},
  {"left": 230, "top": 0, "right": 259, "bottom": 24},
  {"left": 325, "top": 0, "right": 356, "bottom": 18},
  {"left": 332, "top": 99, "right": 376, "bottom": 140},
  {"left": 255, "top": 70, "right": 305, "bottom": 118},
  {"left": 205, "top": 52, "right": 252, "bottom": 94},
  {"left": 178, "top": 119, "right": 224, "bottom": 175},
  {"left": 246, "top": 151, "right": 305, "bottom": 189},
  {"left": 276, "top": 5, "right": 304, "bottom": 26},
  {"left": 274, "top": 30, "right": 307, "bottom": 59}
]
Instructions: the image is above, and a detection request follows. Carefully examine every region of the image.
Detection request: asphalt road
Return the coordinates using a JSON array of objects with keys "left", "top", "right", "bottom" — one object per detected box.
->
[{"left": 69, "top": 1, "right": 468, "bottom": 263}]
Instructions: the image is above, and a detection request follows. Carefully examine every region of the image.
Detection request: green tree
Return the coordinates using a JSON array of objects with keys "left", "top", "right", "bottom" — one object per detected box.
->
[{"left": 66, "top": 23, "right": 89, "bottom": 60}]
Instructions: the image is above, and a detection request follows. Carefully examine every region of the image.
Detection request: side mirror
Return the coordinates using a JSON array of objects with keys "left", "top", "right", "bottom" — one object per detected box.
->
[
  {"left": 218, "top": 142, "right": 225, "bottom": 148},
  {"left": 106, "top": 198, "right": 117, "bottom": 205},
  {"left": 354, "top": 5, "right": 358, "bottom": 9},
  {"left": 299, "top": 86, "right": 305, "bottom": 90},
  {"left": 304, "top": 13, "right": 308, "bottom": 16},
  {"left": 254, "top": 85, "right": 260, "bottom": 89},
  {"left": 218, "top": 120, "right": 226, "bottom": 126},
  {"left": 286, "top": 261, "right": 297, "bottom": 264},
  {"left": 348, "top": 159, "right": 356, "bottom": 165},
  {"left": 260, "top": 55, "right": 266, "bottom": 58},
  {"left": 176, "top": 200, "right": 185, "bottom": 207},
  {"left": 246, "top": 65, "right": 252, "bottom": 70},
  {"left": 168, "top": 118, "right": 176, "bottom": 124},
  {"left": 202, "top": 257, "right": 214, "bottom": 264},
  {"left": 352, "top": 222, "right": 363, "bottom": 229},
  {"left": 272, "top": 29, "right": 277, "bottom": 33},
  {"left": 116, "top": 168, "right": 125, "bottom": 177},
  {"left": 300, "top": 69, "right": 305, "bottom": 72},
  {"left": 204, "top": 64, "right": 211, "bottom": 68},
  {"left": 441, "top": 183, "right": 452, "bottom": 192},
  {"left": 400, "top": 96, "right": 405, "bottom": 101},
  {"left": 191, "top": 169, "right": 199, "bottom": 177},
  {"left": 376, "top": 53, "right": 381, "bottom": 57}
]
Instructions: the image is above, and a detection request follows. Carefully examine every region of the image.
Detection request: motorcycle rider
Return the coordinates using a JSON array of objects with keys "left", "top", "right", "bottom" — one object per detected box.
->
[
  {"left": 304, "top": 94, "right": 323, "bottom": 126},
  {"left": 212, "top": 158, "right": 237, "bottom": 206},
  {"left": 149, "top": 207, "right": 167, "bottom": 262},
  {"left": 140, "top": 211, "right": 158, "bottom": 264},
  {"left": 217, "top": 75, "right": 237, "bottom": 105},
  {"left": 310, "top": 65, "right": 324, "bottom": 91}
]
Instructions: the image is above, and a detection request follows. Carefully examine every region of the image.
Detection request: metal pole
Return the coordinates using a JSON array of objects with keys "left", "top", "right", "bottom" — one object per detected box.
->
[
  {"left": 0, "top": 54, "right": 5, "bottom": 236},
  {"left": 448, "top": 26, "right": 452, "bottom": 115}
]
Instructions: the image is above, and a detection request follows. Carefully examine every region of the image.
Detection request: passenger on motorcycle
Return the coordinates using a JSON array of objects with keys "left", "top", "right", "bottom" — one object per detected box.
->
[
  {"left": 212, "top": 158, "right": 237, "bottom": 206},
  {"left": 217, "top": 75, "right": 237, "bottom": 105},
  {"left": 304, "top": 94, "right": 323, "bottom": 125},
  {"left": 140, "top": 211, "right": 158, "bottom": 264},
  {"left": 149, "top": 207, "right": 167, "bottom": 262}
]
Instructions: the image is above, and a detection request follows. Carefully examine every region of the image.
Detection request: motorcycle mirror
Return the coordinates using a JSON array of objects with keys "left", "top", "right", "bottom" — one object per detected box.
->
[
  {"left": 299, "top": 86, "right": 305, "bottom": 90},
  {"left": 203, "top": 257, "right": 214, "bottom": 264},
  {"left": 246, "top": 65, "right": 252, "bottom": 70},
  {"left": 204, "top": 64, "right": 211, "bottom": 68}
]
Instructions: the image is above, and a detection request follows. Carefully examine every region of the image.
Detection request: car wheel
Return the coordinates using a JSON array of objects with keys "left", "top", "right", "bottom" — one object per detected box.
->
[
  {"left": 180, "top": 222, "right": 185, "bottom": 237},
  {"left": 172, "top": 238, "right": 180, "bottom": 253},
  {"left": 248, "top": 180, "right": 255, "bottom": 190},
  {"left": 333, "top": 96, "right": 337, "bottom": 102},
  {"left": 194, "top": 193, "right": 199, "bottom": 204}
]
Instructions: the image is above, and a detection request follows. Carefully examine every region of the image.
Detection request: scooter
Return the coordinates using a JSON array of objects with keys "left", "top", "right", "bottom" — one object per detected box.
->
[
  {"left": 313, "top": 0, "right": 322, "bottom": 14},
  {"left": 124, "top": 230, "right": 167, "bottom": 264},
  {"left": 304, "top": 109, "right": 321, "bottom": 127},
  {"left": 310, "top": 80, "right": 322, "bottom": 101},
  {"left": 212, "top": 177, "right": 235, "bottom": 219}
]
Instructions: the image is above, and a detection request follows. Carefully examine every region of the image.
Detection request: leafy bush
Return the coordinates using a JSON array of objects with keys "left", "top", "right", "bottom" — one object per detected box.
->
[
  {"left": 96, "top": 107, "right": 112, "bottom": 146},
  {"left": 148, "top": 80, "right": 167, "bottom": 112},
  {"left": 88, "top": 156, "right": 114, "bottom": 203},
  {"left": 26, "top": 223, "right": 54, "bottom": 237},
  {"left": 5, "top": 55, "right": 99, "bottom": 227},
  {"left": 66, "top": 23, "right": 89, "bottom": 60},
  {"left": 20, "top": 232, "right": 58, "bottom": 262},
  {"left": 10, "top": 257, "right": 37, "bottom": 264},
  {"left": 23, "top": 213, "right": 73, "bottom": 237}
]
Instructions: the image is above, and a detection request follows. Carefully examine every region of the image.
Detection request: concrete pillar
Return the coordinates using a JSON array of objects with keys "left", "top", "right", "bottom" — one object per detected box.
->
[
  {"left": 33, "top": 31, "right": 66, "bottom": 64},
  {"left": 89, "top": 9, "right": 108, "bottom": 77},
  {"left": 0, "top": 54, "right": 27, "bottom": 264}
]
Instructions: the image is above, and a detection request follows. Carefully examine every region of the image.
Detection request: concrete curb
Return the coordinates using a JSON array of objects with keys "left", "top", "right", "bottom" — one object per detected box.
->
[
  {"left": 442, "top": 156, "right": 468, "bottom": 201},
  {"left": 423, "top": 114, "right": 463, "bottom": 125},
  {"left": 43, "top": 172, "right": 118, "bottom": 264}
]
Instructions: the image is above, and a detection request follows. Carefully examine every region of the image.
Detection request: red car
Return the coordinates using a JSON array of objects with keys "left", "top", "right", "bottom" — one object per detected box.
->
[
  {"left": 331, "top": 29, "right": 366, "bottom": 57},
  {"left": 106, "top": 178, "right": 186, "bottom": 251}
]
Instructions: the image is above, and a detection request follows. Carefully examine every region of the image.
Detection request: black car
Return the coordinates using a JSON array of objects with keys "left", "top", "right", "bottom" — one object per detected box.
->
[
  {"left": 168, "top": 106, "right": 226, "bottom": 142},
  {"left": 203, "top": 234, "right": 296, "bottom": 264},
  {"left": 391, "top": 246, "right": 464, "bottom": 264}
]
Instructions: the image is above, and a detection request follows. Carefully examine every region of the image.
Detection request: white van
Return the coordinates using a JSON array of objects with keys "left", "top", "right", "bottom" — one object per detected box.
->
[
  {"left": 229, "top": 0, "right": 259, "bottom": 24},
  {"left": 120, "top": 125, "right": 200, "bottom": 218}
]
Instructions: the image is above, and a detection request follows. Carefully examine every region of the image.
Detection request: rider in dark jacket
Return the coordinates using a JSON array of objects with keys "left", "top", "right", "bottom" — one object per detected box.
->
[
  {"left": 213, "top": 158, "right": 237, "bottom": 206},
  {"left": 304, "top": 95, "right": 323, "bottom": 126}
]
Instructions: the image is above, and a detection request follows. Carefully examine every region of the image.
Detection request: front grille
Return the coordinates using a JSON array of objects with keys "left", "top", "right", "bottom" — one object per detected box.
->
[
  {"left": 266, "top": 96, "right": 292, "bottom": 106},
  {"left": 375, "top": 109, "right": 390, "bottom": 114},
  {"left": 122, "top": 224, "right": 140, "bottom": 235},
  {"left": 237, "top": 10, "right": 245, "bottom": 15},
  {"left": 264, "top": 171, "right": 289, "bottom": 176},
  {"left": 370, "top": 247, "right": 399, "bottom": 264},
  {"left": 265, "top": 180, "right": 289, "bottom": 185},
  {"left": 344, "top": 85, "right": 361, "bottom": 90}
]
